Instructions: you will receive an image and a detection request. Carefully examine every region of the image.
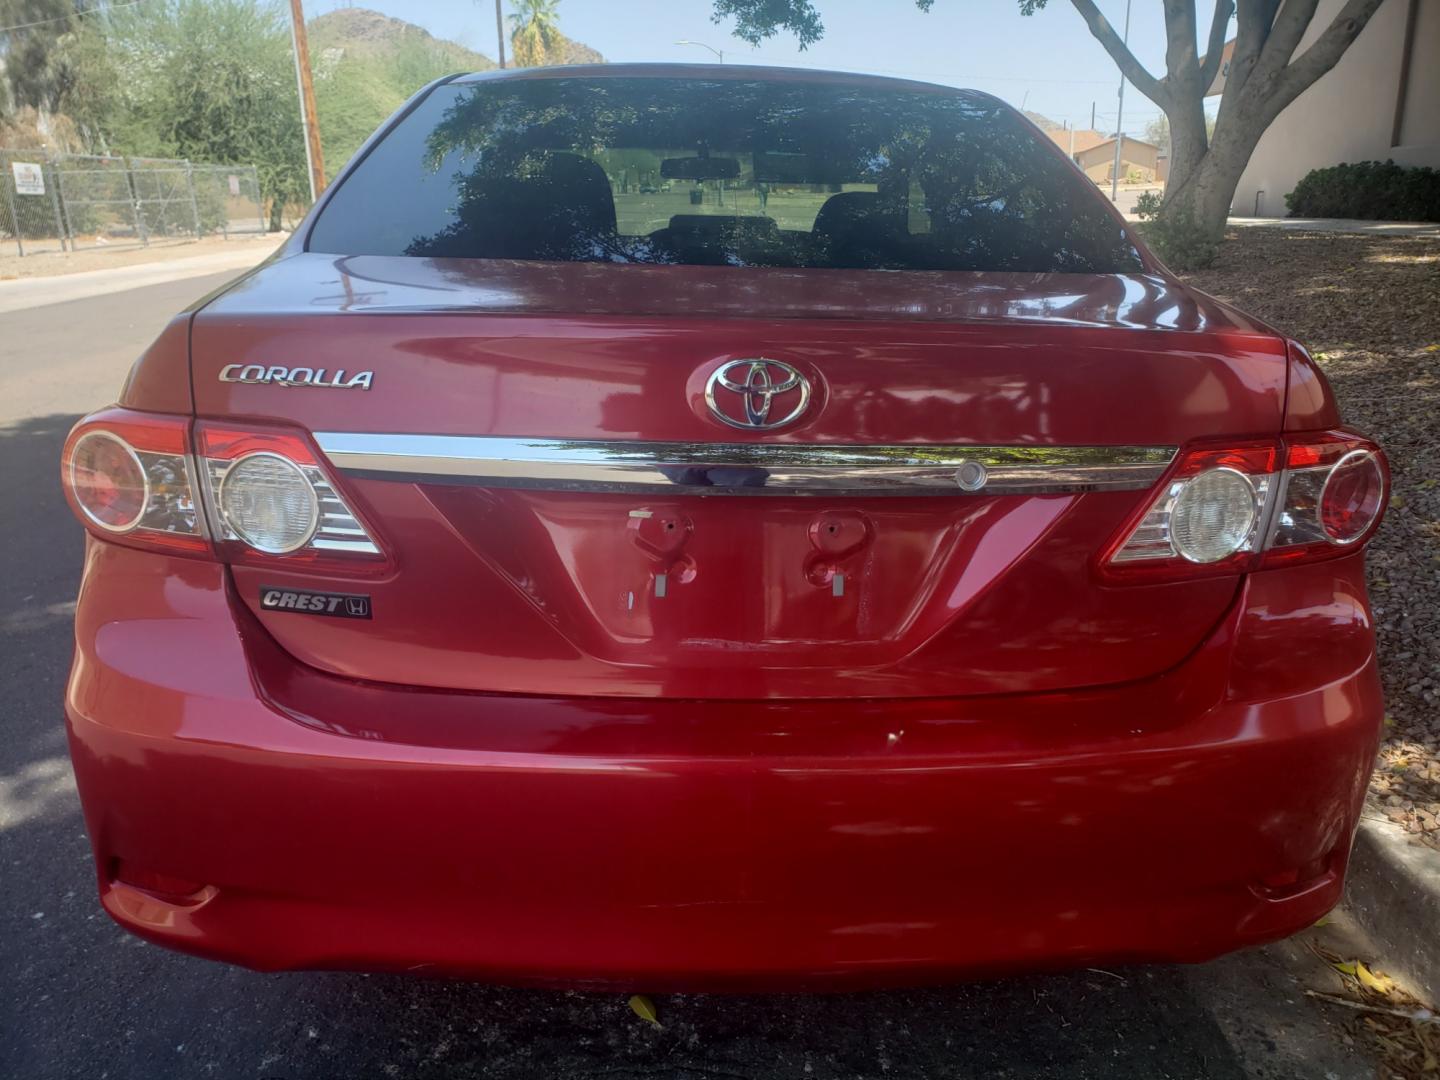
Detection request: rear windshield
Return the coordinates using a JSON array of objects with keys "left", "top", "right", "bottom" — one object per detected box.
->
[{"left": 309, "top": 77, "right": 1143, "bottom": 274}]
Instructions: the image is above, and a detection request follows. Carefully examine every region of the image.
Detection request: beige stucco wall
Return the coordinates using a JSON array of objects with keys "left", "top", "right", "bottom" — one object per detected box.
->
[{"left": 1232, "top": 0, "right": 1440, "bottom": 217}]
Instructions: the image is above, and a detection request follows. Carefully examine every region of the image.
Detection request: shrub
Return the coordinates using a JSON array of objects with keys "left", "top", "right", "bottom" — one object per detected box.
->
[
  {"left": 1134, "top": 190, "right": 1163, "bottom": 218},
  {"left": 1285, "top": 160, "right": 1440, "bottom": 221},
  {"left": 1133, "top": 191, "right": 1219, "bottom": 270}
]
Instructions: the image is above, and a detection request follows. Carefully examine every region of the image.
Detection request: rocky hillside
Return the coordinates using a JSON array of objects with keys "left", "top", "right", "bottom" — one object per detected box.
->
[
  {"left": 549, "top": 31, "right": 605, "bottom": 66},
  {"left": 309, "top": 7, "right": 607, "bottom": 74},
  {"left": 309, "top": 8, "right": 496, "bottom": 73}
]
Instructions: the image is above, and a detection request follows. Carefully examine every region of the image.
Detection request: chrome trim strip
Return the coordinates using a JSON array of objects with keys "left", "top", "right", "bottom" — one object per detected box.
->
[{"left": 315, "top": 434, "right": 1176, "bottom": 496}]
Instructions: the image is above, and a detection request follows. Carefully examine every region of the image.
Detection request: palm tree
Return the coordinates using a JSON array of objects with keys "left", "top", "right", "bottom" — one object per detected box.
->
[{"left": 508, "top": 0, "right": 562, "bottom": 68}]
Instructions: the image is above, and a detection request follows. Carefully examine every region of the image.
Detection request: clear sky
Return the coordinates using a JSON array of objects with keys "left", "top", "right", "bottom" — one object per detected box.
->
[{"left": 308, "top": 0, "right": 1227, "bottom": 139}]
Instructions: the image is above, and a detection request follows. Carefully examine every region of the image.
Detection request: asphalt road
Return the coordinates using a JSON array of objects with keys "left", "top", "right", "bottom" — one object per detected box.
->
[{"left": 0, "top": 270, "right": 1379, "bottom": 1080}]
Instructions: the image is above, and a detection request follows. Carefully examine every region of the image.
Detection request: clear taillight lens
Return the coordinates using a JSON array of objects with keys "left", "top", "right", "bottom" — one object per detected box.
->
[
  {"left": 1170, "top": 468, "right": 1263, "bottom": 563},
  {"left": 195, "top": 421, "right": 383, "bottom": 565},
  {"left": 1104, "top": 432, "right": 1386, "bottom": 580},
  {"left": 61, "top": 411, "right": 205, "bottom": 553},
  {"left": 216, "top": 453, "right": 320, "bottom": 554}
]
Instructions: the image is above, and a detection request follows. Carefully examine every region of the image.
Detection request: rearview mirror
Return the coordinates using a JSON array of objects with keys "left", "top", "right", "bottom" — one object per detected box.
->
[{"left": 661, "top": 156, "right": 741, "bottom": 181}]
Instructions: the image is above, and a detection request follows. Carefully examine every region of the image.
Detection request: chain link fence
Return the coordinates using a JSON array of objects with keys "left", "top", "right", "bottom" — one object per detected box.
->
[
  {"left": 53, "top": 153, "right": 140, "bottom": 247},
  {"left": 0, "top": 149, "right": 68, "bottom": 256},
  {"left": 0, "top": 148, "right": 266, "bottom": 256},
  {"left": 188, "top": 165, "right": 267, "bottom": 239}
]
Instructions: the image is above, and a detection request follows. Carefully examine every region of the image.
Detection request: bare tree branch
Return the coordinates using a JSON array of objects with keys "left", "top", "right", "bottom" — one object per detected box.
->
[
  {"left": 1066, "top": 0, "right": 1170, "bottom": 105},
  {"left": 1162, "top": 0, "right": 1201, "bottom": 79},
  {"left": 1198, "top": 0, "right": 1236, "bottom": 90},
  {"left": 1263, "top": 0, "right": 1386, "bottom": 122},
  {"left": 1255, "top": 0, "right": 1322, "bottom": 76},
  {"left": 1216, "top": 0, "right": 1277, "bottom": 107}
]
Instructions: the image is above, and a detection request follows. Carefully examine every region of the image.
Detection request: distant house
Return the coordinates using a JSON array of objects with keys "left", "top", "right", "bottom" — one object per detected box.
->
[
  {"left": 1046, "top": 129, "right": 1163, "bottom": 183},
  {"left": 1206, "top": 0, "right": 1438, "bottom": 217}
]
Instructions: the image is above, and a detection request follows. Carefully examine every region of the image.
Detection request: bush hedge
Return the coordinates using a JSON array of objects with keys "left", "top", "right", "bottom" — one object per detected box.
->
[{"left": 1285, "top": 160, "right": 1440, "bottom": 221}]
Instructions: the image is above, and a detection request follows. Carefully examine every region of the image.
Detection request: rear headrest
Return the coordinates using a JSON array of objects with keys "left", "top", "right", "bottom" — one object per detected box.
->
[
  {"left": 532, "top": 152, "right": 617, "bottom": 236},
  {"left": 406, "top": 151, "right": 618, "bottom": 260},
  {"left": 812, "top": 191, "right": 899, "bottom": 238}
]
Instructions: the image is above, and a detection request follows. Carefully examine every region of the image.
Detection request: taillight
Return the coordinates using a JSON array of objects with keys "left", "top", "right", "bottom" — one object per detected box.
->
[
  {"left": 61, "top": 409, "right": 383, "bottom": 568},
  {"left": 61, "top": 410, "right": 206, "bottom": 554},
  {"left": 1103, "top": 431, "right": 1386, "bottom": 581},
  {"left": 195, "top": 421, "right": 383, "bottom": 567},
  {"left": 1263, "top": 440, "right": 1387, "bottom": 563}
]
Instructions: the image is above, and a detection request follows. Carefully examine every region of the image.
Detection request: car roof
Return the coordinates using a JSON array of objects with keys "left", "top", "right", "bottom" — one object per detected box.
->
[{"left": 447, "top": 63, "right": 1003, "bottom": 106}]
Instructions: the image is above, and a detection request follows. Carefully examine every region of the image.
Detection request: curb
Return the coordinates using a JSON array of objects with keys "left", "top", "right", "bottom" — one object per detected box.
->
[
  {"left": 0, "top": 241, "right": 280, "bottom": 316},
  {"left": 1345, "top": 811, "right": 1440, "bottom": 1004}
]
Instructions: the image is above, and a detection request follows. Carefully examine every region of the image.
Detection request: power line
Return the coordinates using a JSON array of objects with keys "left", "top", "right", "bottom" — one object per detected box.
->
[{"left": 0, "top": 0, "right": 149, "bottom": 35}]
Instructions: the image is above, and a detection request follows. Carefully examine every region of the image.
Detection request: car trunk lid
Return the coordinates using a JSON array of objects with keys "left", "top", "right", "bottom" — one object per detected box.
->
[{"left": 190, "top": 254, "right": 1285, "bottom": 699}]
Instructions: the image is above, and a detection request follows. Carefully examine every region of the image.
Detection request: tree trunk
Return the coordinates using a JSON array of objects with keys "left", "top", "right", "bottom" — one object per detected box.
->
[
  {"left": 1058, "top": 0, "right": 1391, "bottom": 266},
  {"left": 1155, "top": 108, "right": 1270, "bottom": 259},
  {"left": 1152, "top": 100, "right": 1278, "bottom": 266},
  {"left": 1161, "top": 99, "right": 1210, "bottom": 206}
]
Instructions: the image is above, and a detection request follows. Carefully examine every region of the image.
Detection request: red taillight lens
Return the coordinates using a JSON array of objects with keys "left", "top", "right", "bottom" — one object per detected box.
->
[
  {"left": 1262, "top": 436, "right": 1388, "bottom": 565},
  {"left": 61, "top": 410, "right": 206, "bottom": 554},
  {"left": 69, "top": 431, "right": 148, "bottom": 532},
  {"left": 1320, "top": 450, "right": 1385, "bottom": 543},
  {"left": 1104, "top": 431, "right": 1386, "bottom": 581}
]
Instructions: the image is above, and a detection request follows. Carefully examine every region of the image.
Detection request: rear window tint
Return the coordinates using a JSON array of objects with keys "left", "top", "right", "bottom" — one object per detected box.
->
[{"left": 308, "top": 77, "right": 1143, "bottom": 274}]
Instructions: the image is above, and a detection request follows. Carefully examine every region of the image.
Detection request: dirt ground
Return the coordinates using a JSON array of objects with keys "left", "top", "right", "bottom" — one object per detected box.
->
[
  {"left": 0, "top": 232, "right": 281, "bottom": 281},
  {"left": 1183, "top": 228, "right": 1440, "bottom": 851}
]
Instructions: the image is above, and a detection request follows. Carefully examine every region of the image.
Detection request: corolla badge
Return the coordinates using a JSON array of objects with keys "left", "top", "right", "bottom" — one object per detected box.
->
[
  {"left": 704, "top": 359, "right": 811, "bottom": 430},
  {"left": 219, "top": 363, "right": 373, "bottom": 390}
]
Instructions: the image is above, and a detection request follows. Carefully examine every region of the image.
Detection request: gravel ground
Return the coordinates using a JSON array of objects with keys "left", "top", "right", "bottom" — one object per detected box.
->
[{"left": 1183, "top": 228, "right": 1440, "bottom": 850}]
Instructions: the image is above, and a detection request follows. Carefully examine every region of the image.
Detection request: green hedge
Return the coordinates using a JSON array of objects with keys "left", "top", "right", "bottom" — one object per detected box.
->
[{"left": 1286, "top": 160, "right": 1440, "bottom": 221}]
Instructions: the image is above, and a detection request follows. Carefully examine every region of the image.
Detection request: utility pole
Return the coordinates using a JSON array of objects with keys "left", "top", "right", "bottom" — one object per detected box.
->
[
  {"left": 288, "top": 0, "right": 326, "bottom": 203},
  {"left": 1110, "top": 0, "right": 1132, "bottom": 202},
  {"left": 1090, "top": 101, "right": 1096, "bottom": 130},
  {"left": 494, "top": 0, "right": 506, "bottom": 68}
]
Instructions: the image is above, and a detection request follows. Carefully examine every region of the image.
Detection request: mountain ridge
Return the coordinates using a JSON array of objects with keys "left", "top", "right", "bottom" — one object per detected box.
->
[{"left": 308, "top": 7, "right": 605, "bottom": 73}]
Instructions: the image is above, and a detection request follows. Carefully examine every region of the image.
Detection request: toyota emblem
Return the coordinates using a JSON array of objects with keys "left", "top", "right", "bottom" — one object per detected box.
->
[{"left": 704, "top": 359, "right": 812, "bottom": 430}]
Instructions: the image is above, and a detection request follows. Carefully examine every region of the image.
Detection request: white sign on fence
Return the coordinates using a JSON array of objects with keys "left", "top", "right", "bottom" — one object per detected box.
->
[
  {"left": 228, "top": 174, "right": 241, "bottom": 196},
  {"left": 11, "top": 161, "right": 45, "bottom": 196}
]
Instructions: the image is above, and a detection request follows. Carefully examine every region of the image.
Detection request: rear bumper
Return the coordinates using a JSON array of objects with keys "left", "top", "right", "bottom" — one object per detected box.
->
[{"left": 66, "top": 542, "right": 1383, "bottom": 990}]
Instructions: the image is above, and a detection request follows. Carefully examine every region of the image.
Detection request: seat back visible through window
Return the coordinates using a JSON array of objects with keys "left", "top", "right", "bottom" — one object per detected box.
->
[{"left": 407, "top": 152, "right": 619, "bottom": 261}]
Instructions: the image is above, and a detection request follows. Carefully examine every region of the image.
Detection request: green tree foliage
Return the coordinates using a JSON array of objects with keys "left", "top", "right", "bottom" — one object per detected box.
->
[
  {"left": 0, "top": 0, "right": 103, "bottom": 117},
  {"left": 47, "top": 0, "right": 307, "bottom": 226}
]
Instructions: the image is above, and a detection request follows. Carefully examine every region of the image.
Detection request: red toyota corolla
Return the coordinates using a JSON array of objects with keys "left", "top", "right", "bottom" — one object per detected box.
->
[{"left": 61, "top": 65, "right": 1388, "bottom": 990}]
